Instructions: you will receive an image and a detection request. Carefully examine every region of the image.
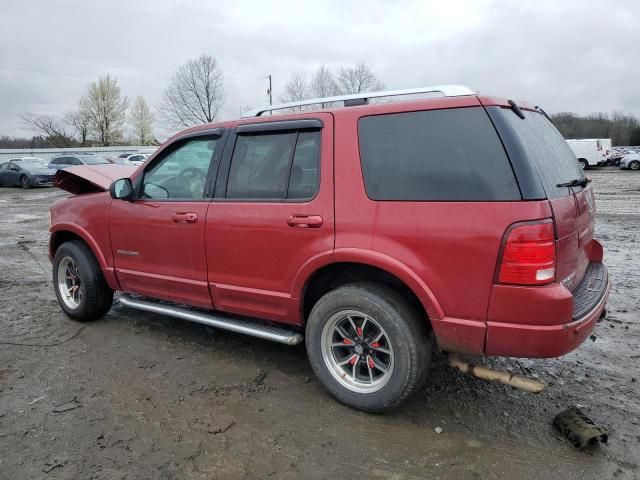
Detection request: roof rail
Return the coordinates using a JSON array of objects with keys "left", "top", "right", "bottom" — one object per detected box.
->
[{"left": 242, "top": 85, "right": 476, "bottom": 117}]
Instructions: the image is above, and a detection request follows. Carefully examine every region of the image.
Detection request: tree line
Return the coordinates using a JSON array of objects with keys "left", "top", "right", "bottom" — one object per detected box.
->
[
  {"left": 1, "top": 56, "right": 386, "bottom": 149},
  {"left": 550, "top": 112, "right": 640, "bottom": 146},
  {"left": 4, "top": 53, "right": 640, "bottom": 149}
]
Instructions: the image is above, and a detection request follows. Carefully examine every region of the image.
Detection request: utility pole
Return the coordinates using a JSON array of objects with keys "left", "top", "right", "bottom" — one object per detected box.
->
[{"left": 266, "top": 74, "right": 273, "bottom": 114}]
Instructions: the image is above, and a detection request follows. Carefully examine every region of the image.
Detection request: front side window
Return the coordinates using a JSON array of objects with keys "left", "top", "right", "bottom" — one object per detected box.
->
[
  {"left": 143, "top": 136, "right": 218, "bottom": 200},
  {"left": 226, "top": 130, "right": 321, "bottom": 200}
]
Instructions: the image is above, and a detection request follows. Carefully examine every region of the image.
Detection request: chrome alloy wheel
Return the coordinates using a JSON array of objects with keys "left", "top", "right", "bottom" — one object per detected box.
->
[
  {"left": 57, "top": 257, "right": 82, "bottom": 309},
  {"left": 321, "top": 310, "right": 394, "bottom": 393}
]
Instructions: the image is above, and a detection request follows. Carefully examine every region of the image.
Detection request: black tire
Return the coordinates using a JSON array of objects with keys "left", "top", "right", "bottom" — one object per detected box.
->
[
  {"left": 306, "top": 282, "right": 431, "bottom": 413},
  {"left": 53, "top": 240, "right": 113, "bottom": 321},
  {"left": 20, "top": 175, "right": 30, "bottom": 189},
  {"left": 629, "top": 160, "right": 640, "bottom": 171},
  {"left": 578, "top": 159, "right": 589, "bottom": 170}
]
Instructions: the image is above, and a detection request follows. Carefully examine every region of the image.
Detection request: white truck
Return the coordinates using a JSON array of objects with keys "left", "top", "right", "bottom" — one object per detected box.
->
[{"left": 566, "top": 139, "right": 610, "bottom": 169}]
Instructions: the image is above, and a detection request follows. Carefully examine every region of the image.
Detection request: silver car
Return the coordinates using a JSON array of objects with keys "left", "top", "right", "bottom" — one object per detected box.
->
[{"left": 619, "top": 153, "right": 640, "bottom": 170}]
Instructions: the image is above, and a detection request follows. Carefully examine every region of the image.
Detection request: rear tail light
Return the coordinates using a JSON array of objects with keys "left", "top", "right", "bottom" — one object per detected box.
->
[{"left": 497, "top": 220, "right": 556, "bottom": 286}]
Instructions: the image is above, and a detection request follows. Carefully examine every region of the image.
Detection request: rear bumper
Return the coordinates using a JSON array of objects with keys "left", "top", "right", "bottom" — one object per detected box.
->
[{"left": 485, "top": 266, "right": 610, "bottom": 358}]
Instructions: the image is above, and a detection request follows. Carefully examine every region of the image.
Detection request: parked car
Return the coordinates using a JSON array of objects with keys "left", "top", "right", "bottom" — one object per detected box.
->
[
  {"left": 48, "top": 86, "right": 610, "bottom": 412},
  {"left": 609, "top": 147, "right": 633, "bottom": 166},
  {"left": 0, "top": 158, "right": 57, "bottom": 188},
  {"left": 48, "top": 154, "right": 111, "bottom": 170},
  {"left": 619, "top": 152, "right": 640, "bottom": 170},
  {"left": 107, "top": 153, "right": 149, "bottom": 166}
]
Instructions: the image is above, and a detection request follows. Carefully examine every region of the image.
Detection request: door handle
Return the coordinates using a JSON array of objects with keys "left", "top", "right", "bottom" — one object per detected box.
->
[
  {"left": 287, "top": 215, "right": 323, "bottom": 228},
  {"left": 173, "top": 212, "right": 198, "bottom": 224}
]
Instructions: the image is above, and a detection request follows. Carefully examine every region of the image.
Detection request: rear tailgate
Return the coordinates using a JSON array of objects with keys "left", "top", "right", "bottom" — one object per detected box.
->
[
  {"left": 548, "top": 193, "right": 590, "bottom": 292},
  {"left": 483, "top": 102, "right": 594, "bottom": 292}
]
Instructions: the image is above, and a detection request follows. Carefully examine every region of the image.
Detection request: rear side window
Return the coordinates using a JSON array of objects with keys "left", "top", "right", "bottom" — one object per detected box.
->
[
  {"left": 226, "top": 130, "right": 320, "bottom": 200},
  {"left": 491, "top": 108, "right": 585, "bottom": 199},
  {"left": 358, "top": 107, "right": 520, "bottom": 201}
]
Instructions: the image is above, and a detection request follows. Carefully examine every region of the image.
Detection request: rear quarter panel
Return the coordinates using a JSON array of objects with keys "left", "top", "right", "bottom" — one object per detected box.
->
[{"left": 332, "top": 99, "right": 553, "bottom": 353}]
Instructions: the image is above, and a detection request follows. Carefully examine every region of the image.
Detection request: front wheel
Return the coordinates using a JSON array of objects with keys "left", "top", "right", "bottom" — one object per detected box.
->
[
  {"left": 306, "top": 283, "right": 431, "bottom": 413},
  {"left": 578, "top": 159, "right": 589, "bottom": 170},
  {"left": 20, "top": 175, "right": 30, "bottom": 189},
  {"left": 53, "top": 241, "right": 114, "bottom": 321},
  {"left": 629, "top": 160, "right": 640, "bottom": 171}
]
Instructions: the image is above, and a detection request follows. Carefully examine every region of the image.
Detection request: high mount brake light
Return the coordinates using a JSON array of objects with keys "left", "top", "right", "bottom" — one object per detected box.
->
[{"left": 497, "top": 220, "right": 556, "bottom": 286}]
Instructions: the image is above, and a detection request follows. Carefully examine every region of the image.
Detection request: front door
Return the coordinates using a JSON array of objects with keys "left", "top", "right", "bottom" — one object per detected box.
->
[
  {"left": 109, "top": 132, "right": 224, "bottom": 308},
  {"left": 205, "top": 115, "right": 334, "bottom": 324},
  {"left": 0, "top": 161, "right": 21, "bottom": 186}
]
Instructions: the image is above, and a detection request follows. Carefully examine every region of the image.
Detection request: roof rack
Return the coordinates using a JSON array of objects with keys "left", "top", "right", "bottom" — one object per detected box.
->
[{"left": 242, "top": 85, "right": 476, "bottom": 117}]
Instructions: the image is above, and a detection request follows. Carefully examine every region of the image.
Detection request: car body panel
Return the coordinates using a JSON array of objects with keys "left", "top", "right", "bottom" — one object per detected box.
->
[
  {"left": 205, "top": 113, "right": 335, "bottom": 325},
  {"left": 109, "top": 199, "right": 213, "bottom": 308},
  {"left": 54, "top": 165, "right": 137, "bottom": 194},
  {"left": 49, "top": 192, "right": 121, "bottom": 290}
]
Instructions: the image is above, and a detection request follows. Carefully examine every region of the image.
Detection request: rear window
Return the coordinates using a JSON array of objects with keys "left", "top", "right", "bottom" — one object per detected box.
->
[
  {"left": 492, "top": 108, "right": 585, "bottom": 199},
  {"left": 358, "top": 107, "right": 520, "bottom": 201}
]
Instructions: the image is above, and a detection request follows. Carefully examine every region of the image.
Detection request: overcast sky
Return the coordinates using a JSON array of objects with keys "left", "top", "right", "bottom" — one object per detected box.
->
[{"left": 1, "top": 0, "right": 638, "bottom": 139}]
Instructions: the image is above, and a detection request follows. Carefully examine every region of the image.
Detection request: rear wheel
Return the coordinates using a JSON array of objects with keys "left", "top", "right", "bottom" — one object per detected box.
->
[
  {"left": 629, "top": 160, "right": 640, "bottom": 171},
  {"left": 306, "top": 282, "right": 431, "bottom": 412},
  {"left": 578, "top": 159, "right": 589, "bottom": 170},
  {"left": 20, "top": 175, "right": 30, "bottom": 189},
  {"left": 53, "top": 241, "right": 113, "bottom": 321}
]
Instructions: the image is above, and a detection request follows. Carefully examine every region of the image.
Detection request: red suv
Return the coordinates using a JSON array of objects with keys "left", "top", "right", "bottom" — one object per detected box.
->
[{"left": 49, "top": 86, "right": 610, "bottom": 412}]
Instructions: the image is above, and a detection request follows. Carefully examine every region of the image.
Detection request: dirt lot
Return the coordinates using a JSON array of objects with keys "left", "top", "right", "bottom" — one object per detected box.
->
[{"left": 0, "top": 168, "right": 638, "bottom": 480}]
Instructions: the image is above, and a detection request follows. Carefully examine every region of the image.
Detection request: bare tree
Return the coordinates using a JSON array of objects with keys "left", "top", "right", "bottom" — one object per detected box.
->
[
  {"left": 129, "top": 96, "right": 155, "bottom": 145},
  {"left": 310, "top": 65, "right": 339, "bottom": 108},
  {"left": 19, "top": 112, "right": 73, "bottom": 147},
  {"left": 159, "top": 54, "right": 224, "bottom": 128},
  {"left": 337, "top": 63, "right": 385, "bottom": 95},
  {"left": 280, "top": 72, "right": 310, "bottom": 111},
  {"left": 84, "top": 75, "right": 128, "bottom": 146},
  {"left": 64, "top": 96, "right": 92, "bottom": 146}
]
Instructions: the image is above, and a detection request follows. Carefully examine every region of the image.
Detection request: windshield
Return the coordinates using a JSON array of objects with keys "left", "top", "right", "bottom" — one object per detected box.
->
[{"left": 79, "top": 156, "right": 110, "bottom": 165}]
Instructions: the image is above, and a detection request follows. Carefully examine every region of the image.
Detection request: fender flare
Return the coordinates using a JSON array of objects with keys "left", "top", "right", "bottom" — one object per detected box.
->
[
  {"left": 293, "top": 248, "right": 444, "bottom": 321},
  {"left": 50, "top": 223, "right": 109, "bottom": 269}
]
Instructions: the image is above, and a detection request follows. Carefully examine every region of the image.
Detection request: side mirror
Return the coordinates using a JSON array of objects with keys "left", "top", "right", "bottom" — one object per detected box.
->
[{"left": 110, "top": 178, "right": 134, "bottom": 200}]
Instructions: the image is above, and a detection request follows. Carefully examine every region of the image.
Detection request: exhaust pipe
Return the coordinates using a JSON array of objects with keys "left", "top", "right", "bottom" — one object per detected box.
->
[{"left": 448, "top": 353, "right": 545, "bottom": 394}]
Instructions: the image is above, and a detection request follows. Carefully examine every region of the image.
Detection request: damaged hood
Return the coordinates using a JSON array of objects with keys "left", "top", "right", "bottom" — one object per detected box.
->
[{"left": 54, "top": 165, "right": 137, "bottom": 195}]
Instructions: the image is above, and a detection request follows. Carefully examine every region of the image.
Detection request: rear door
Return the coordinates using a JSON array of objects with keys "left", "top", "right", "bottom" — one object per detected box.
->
[
  {"left": 205, "top": 115, "right": 334, "bottom": 324},
  {"left": 486, "top": 106, "right": 592, "bottom": 291},
  {"left": 109, "top": 131, "right": 225, "bottom": 308}
]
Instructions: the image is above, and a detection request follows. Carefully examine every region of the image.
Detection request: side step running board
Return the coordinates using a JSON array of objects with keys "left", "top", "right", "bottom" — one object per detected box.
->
[{"left": 118, "top": 294, "right": 304, "bottom": 346}]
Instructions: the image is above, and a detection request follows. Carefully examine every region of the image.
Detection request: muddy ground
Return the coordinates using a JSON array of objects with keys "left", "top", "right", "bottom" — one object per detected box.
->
[{"left": 0, "top": 168, "right": 638, "bottom": 480}]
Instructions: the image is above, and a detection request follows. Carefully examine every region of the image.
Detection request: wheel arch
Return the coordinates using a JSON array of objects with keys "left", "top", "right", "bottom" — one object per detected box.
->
[
  {"left": 299, "top": 250, "right": 444, "bottom": 327},
  {"left": 50, "top": 225, "right": 106, "bottom": 266},
  {"left": 49, "top": 224, "right": 121, "bottom": 290}
]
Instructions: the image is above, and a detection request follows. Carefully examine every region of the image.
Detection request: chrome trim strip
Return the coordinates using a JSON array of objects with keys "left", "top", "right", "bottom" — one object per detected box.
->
[{"left": 118, "top": 294, "right": 303, "bottom": 345}]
